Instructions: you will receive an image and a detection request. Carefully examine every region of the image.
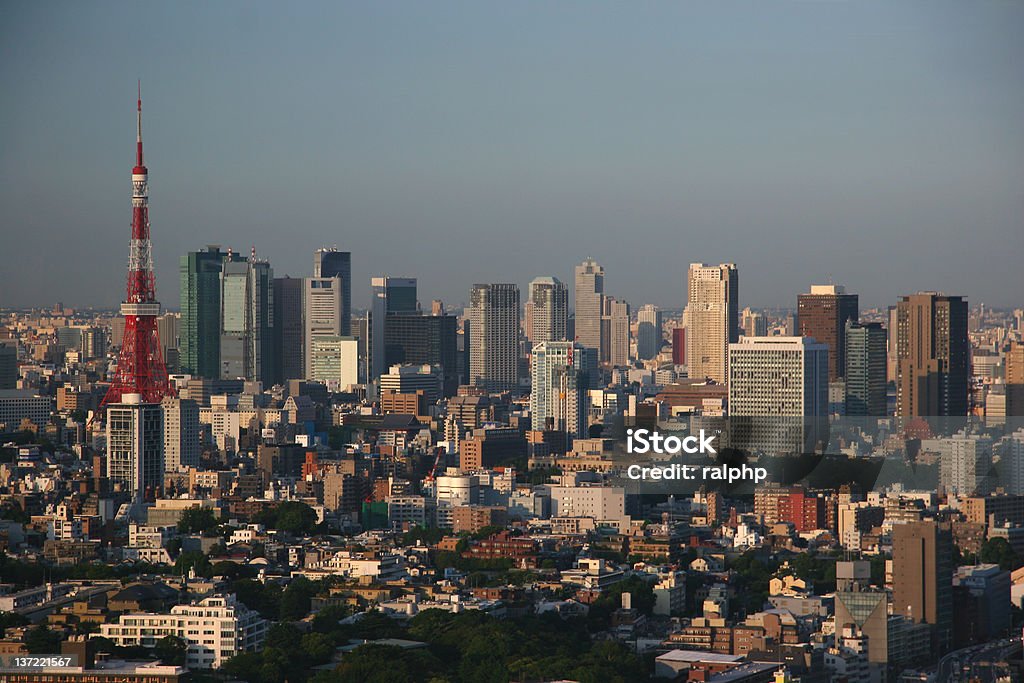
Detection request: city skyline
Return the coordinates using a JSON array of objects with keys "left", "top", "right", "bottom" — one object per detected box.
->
[{"left": 3, "top": 2, "right": 1024, "bottom": 311}]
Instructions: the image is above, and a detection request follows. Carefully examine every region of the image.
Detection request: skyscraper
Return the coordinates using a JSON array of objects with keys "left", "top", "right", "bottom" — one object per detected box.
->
[
  {"left": 797, "top": 284, "right": 859, "bottom": 382},
  {"left": 308, "top": 336, "right": 358, "bottom": 392},
  {"left": 1006, "top": 341, "right": 1024, "bottom": 417},
  {"left": 741, "top": 307, "right": 767, "bottom": 338},
  {"left": 368, "top": 276, "right": 418, "bottom": 382},
  {"left": 602, "top": 297, "right": 630, "bottom": 367},
  {"left": 530, "top": 341, "right": 592, "bottom": 439},
  {"left": 180, "top": 246, "right": 243, "bottom": 379},
  {"left": 685, "top": 263, "right": 739, "bottom": 384},
  {"left": 895, "top": 293, "right": 969, "bottom": 417},
  {"left": 527, "top": 276, "right": 568, "bottom": 345},
  {"left": 893, "top": 520, "right": 953, "bottom": 654},
  {"left": 220, "top": 253, "right": 274, "bottom": 382},
  {"left": 728, "top": 336, "right": 828, "bottom": 454},
  {"left": 574, "top": 259, "right": 604, "bottom": 359},
  {"left": 845, "top": 321, "right": 887, "bottom": 417},
  {"left": 304, "top": 276, "right": 346, "bottom": 378},
  {"left": 383, "top": 313, "right": 460, "bottom": 397},
  {"left": 106, "top": 393, "right": 163, "bottom": 498},
  {"left": 468, "top": 283, "right": 520, "bottom": 393},
  {"left": 0, "top": 342, "right": 16, "bottom": 390},
  {"left": 161, "top": 396, "right": 199, "bottom": 472},
  {"left": 313, "top": 248, "right": 351, "bottom": 336},
  {"left": 273, "top": 276, "right": 304, "bottom": 382},
  {"left": 636, "top": 304, "right": 663, "bottom": 361}
]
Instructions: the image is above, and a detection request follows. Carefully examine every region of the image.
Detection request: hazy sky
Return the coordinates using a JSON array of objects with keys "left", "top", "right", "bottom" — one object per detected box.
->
[{"left": 2, "top": 1, "right": 1022, "bottom": 312}]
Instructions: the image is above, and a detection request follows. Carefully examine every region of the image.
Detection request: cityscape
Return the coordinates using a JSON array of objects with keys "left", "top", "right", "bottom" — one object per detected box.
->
[{"left": 3, "top": 4, "right": 1024, "bottom": 683}]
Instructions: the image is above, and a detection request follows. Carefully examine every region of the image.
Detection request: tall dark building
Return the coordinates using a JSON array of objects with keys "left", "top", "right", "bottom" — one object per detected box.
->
[
  {"left": 893, "top": 520, "right": 953, "bottom": 654},
  {"left": 797, "top": 284, "right": 859, "bottom": 382},
  {"left": 273, "top": 276, "right": 305, "bottom": 383},
  {"left": 468, "top": 283, "right": 520, "bottom": 393},
  {"left": 845, "top": 321, "right": 887, "bottom": 416},
  {"left": 313, "top": 248, "right": 351, "bottom": 336},
  {"left": 383, "top": 313, "right": 460, "bottom": 397},
  {"left": 895, "top": 293, "right": 969, "bottom": 417},
  {"left": 369, "top": 276, "right": 418, "bottom": 382},
  {"left": 180, "top": 246, "right": 244, "bottom": 379},
  {"left": 0, "top": 341, "right": 16, "bottom": 390}
]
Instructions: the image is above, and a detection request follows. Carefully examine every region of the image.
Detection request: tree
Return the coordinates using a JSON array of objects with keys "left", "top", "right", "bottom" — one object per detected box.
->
[
  {"left": 280, "top": 577, "right": 316, "bottom": 621},
  {"left": 177, "top": 507, "right": 218, "bottom": 534},
  {"left": 24, "top": 625, "right": 61, "bottom": 654},
  {"left": 174, "top": 550, "right": 212, "bottom": 578},
  {"left": 153, "top": 635, "right": 187, "bottom": 666},
  {"left": 980, "top": 537, "right": 1021, "bottom": 570}
]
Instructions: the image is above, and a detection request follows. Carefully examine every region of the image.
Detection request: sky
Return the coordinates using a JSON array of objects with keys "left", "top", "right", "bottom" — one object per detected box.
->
[{"left": 1, "top": 1, "right": 1022, "bottom": 313}]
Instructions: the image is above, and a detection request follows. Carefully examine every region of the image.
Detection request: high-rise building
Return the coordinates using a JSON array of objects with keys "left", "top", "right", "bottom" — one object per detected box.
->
[
  {"left": 574, "top": 259, "right": 604, "bottom": 359},
  {"left": 892, "top": 520, "right": 953, "bottom": 654},
  {"left": 527, "top": 276, "right": 568, "bottom": 345},
  {"left": 895, "top": 293, "right": 969, "bottom": 417},
  {"left": 379, "top": 364, "right": 443, "bottom": 404},
  {"left": 728, "top": 336, "right": 828, "bottom": 454},
  {"left": 924, "top": 433, "right": 993, "bottom": 496},
  {"left": 313, "top": 248, "right": 351, "bottom": 336},
  {"left": 0, "top": 342, "right": 16, "bottom": 389},
  {"left": 368, "top": 276, "right": 418, "bottom": 382},
  {"left": 220, "top": 254, "right": 274, "bottom": 382},
  {"left": 672, "top": 327, "right": 685, "bottom": 366},
  {"left": 106, "top": 393, "right": 163, "bottom": 498},
  {"left": 845, "top": 321, "right": 887, "bottom": 417},
  {"left": 304, "top": 276, "right": 346, "bottom": 378},
  {"left": 1006, "top": 341, "right": 1024, "bottom": 417},
  {"left": 601, "top": 297, "right": 630, "bottom": 367},
  {"left": 636, "top": 304, "right": 663, "bottom": 361},
  {"left": 685, "top": 263, "right": 738, "bottom": 385},
  {"left": 308, "top": 336, "right": 358, "bottom": 392},
  {"left": 156, "top": 313, "right": 180, "bottom": 373},
  {"left": 468, "top": 283, "right": 520, "bottom": 393},
  {"left": 382, "top": 312, "right": 459, "bottom": 396},
  {"left": 530, "top": 341, "right": 592, "bottom": 439},
  {"left": 741, "top": 307, "right": 767, "bottom": 338},
  {"left": 180, "top": 246, "right": 244, "bottom": 379},
  {"left": 161, "top": 396, "right": 199, "bottom": 472},
  {"left": 273, "top": 277, "right": 304, "bottom": 382},
  {"left": 797, "top": 285, "right": 859, "bottom": 382}
]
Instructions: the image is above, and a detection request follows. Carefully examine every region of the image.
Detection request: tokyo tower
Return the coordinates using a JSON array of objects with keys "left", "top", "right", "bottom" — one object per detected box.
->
[{"left": 100, "top": 85, "right": 174, "bottom": 407}]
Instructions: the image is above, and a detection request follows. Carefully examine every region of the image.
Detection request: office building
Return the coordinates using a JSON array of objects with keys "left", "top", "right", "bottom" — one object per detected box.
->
[
  {"left": 530, "top": 341, "right": 592, "bottom": 439},
  {"left": 741, "top": 307, "right": 767, "bottom": 338},
  {"left": 844, "top": 321, "right": 887, "bottom": 417},
  {"left": 304, "top": 275, "right": 346, "bottom": 378},
  {"left": 468, "top": 283, "right": 520, "bottom": 393},
  {"left": 895, "top": 293, "right": 969, "bottom": 417},
  {"left": 0, "top": 389, "right": 52, "bottom": 429},
  {"left": 161, "top": 396, "right": 200, "bottom": 472},
  {"left": 379, "top": 364, "right": 442, "bottom": 404},
  {"left": 308, "top": 336, "right": 358, "bottom": 392},
  {"left": 1007, "top": 342, "right": 1024, "bottom": 416},
  {"left": 797, "top": 285, "right": 859, "bottom": 382},
  {"left": 383, "top": 312, "right": 460, "bottom": 396},
  {"left": 180, "top": 246, "right": 243, "bottom": 378},
  {"left": 220, "top": 255, "right": 274, "bottom": 382},
  {"left": 106, "top": 394, "right": 163, "bottom": 498},
  {"left": 728, "top": 336, "right": 828, "bottom": 454},
  {"left": 953, "top": 564, "right": 1011, "bottom": 647},
  {"left": 368, "top": 276, "right": 418, "bottom": 382},
  {"left": 892, "top": 520, "right": 953, "bottom": 654},
  {"left": 273, "top": 276, "right": 304, "bottom": 383},
  {"left": 527, "top": 276, "right": 568, "bottom": 345},
  {"left": 0, "top": 342, "right": 16, "bottom": 389},
  {"left": 685, "top": 263, "right": 738, "bottom": 384},
  {"left": 923, "top": 433, "right": 993, "bottom": 496},
  {"left": 602, "top": 297, "right": 630, "bottom": 367},
  {"left": 313, "top": 247, "right": 351, "bottom": 336},
  {"left": 636, "top": 304, "right": 663, "bottom": 361},
  {"left": 574, "top": 259, "right": 604, "bottom": 360}
]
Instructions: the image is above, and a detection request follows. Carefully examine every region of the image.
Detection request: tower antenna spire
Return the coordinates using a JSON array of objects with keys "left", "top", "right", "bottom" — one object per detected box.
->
[{"left": 136, "top": 80, "right": 144, "bottom": 167}]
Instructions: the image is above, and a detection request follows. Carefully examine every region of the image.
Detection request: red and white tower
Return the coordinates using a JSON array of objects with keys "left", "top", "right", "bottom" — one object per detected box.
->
[{"left": 100, "top": 85, "right": 174, "bottom": 407}]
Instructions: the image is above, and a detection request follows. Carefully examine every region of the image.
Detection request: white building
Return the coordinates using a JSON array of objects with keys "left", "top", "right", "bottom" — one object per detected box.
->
[
  {"left": 162, "top": 396, "right": 200, "bottom": 472},
  {"left": 106, "top": 394, "right": 163, "bottom": 498},
  {"left": 387, "top": 495, "right": 428, "bottom": 527},
  {"left": 923, "top": 433, "right": 993, "bottom": 496},
  {"left": 380, "top": 364, "right": 442, "bottom": 404},
  {"left": 468, "top": 283, "right": 520, "bottom": 392},
  {"left": 548, "top": 485, "right": 626, "bottom": 528},
  {"left": 98, "top": 594, "right": 267, "bottom": 670},
  {"left": 0, "top": 389, "right": 53, "bottom": 430},
  {"left": 308, "top": 336, "right": 358, "bottom": 392},
  {"left": 728, "top": 336, "right": 829, "bottom": 455},
  {"left": 530, "top": 341, "right": 591, "bottom": 439},
  {"left": 685, "top": 263, "right": 739, "bottom": 385}
]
